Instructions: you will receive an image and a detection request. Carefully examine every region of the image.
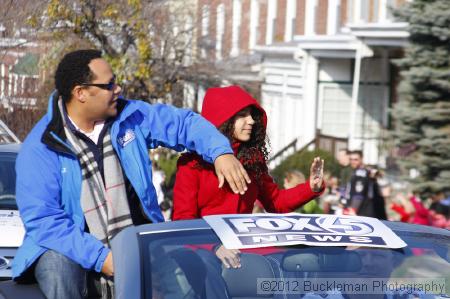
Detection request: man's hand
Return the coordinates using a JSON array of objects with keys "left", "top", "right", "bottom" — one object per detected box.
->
[
  {"left": 215, "top": 245, "right": 241, "bottom": 269},
  {"left": 101, "top": 251, "right": 114, "bottom": 277},
  {"left": 309, "top": 157, "right": 324, "bottom": 192},
  {"left": 214, "top": 154, "right": 251, "bottom": 194}
]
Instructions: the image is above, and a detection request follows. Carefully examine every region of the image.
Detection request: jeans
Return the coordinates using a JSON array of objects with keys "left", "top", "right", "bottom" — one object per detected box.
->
[{"left": 34, "top": 250, "right": 101, "bottom": 299}]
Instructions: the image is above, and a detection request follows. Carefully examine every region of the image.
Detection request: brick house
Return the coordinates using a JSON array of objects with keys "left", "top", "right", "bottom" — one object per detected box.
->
[
  {"left": 194, "top": 0, "right": 409, "bottom": 166},
  {"left": 0, "top": 24, "right": 41, "bottom": 109}
]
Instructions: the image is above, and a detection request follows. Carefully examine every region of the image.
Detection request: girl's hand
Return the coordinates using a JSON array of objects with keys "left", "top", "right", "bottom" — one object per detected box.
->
[
  {"left": 309, "top": 157, "right": 324, "bottom": 192},
  {"left": 215, "top": 245, "right": 241, "bottom": 269}
]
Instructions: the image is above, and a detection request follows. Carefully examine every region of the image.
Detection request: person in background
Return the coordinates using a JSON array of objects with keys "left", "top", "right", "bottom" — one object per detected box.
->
[
  {"left": 429, "top": 201, "right": 449, "bottom": 229},
  {"left": 344, "top": 150, "right": 387, "bottom": 219},
  {"left": 337, "top": 148, "right": 352, "bottom": 188},
  {"left": 321, "top": 176, "right": 344, "bottom": 215},
  {"left": 159, "top": 200, "right": 172, "bottom": 221},
  {"left": 441, "top": 193, "right": 450, "bottom": 207},
  {"left": 283, "top": 170, "right": 323, "bottom": 214},
  {"left": 409, "top": 192, "right": 431, "bottom": 226},
  {"left": 389, "top": 193, "right": 414, "bottom": 222},
  {"left": 430, "top": 191, "right": 447, "bottom": 211},
  {"left": 152, "top": 162, "right": 166, "bottom": 206},
  {"left": 406, "top": 191, "right": 449, "bottom": 228}
]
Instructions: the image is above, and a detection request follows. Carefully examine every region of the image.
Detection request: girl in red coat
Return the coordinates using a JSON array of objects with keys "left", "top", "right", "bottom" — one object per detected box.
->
[
  {"left": 173, "top": 85, "right": 324, "bottom": 220},
  {"left": 172, "top": 85, "right": 325, "bottom": 267}
]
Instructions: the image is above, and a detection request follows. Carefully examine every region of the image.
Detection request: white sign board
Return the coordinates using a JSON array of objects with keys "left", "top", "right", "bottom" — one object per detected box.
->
[
  {"left": 0, "top": 210, "right": 25, "bottom": 247},
  {"left": 203, "top": 214, "right": 407, "bottom": 249}
]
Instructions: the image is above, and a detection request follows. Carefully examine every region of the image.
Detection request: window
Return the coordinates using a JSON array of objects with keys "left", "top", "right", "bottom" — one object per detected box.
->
[
  {"left": 140, "top": 225, "right": 450, "bottom": 299},
  {"left": 230, "top": 0, "right": 242, "bottom": 57},
  {"left": 265, "top": 0, "right": 277, "bottom": 43},
  {"left": 201, "top": 5, "right": 210, "bottom": 58},
  {"left": 305, "top": 0, "right": 317, "bottom": 36},
  {"left": 327, "top": 0, "right": 341, "bottom": 35},
  {"left": 0, "top": 64, "right": 5, "bottom": 98},
  {"left": 249, "top": 0, "right": 260, "bottom": 50},
  {"left": 201, "top": 5, "right": 210, "bottom": 37},
  {"left": 216, "top": 4, "right": 225, "bottom": 60},
  {"left": 284, "top": 0, "right": 297, "bottom": 41}
]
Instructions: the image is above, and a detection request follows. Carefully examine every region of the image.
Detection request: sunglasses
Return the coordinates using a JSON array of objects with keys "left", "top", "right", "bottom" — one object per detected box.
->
[{"left": 80, "top": 75, "right": 117, "bottom": 91}]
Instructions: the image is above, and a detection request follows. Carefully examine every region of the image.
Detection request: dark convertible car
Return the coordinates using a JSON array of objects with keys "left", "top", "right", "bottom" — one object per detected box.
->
[
  {"left": 0, "top": 143, "right": 22, "bottom": 281},
  {"left": 3, "top": 213, "right": 448, "bottom": 299}
]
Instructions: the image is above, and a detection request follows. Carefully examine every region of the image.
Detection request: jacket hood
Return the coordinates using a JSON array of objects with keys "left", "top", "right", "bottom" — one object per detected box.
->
[{"left": 201, "top": 85, "right": 267, "bottom": 129}]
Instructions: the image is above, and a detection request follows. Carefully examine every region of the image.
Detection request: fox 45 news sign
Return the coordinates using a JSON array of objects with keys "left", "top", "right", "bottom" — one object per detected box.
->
[{"left": 203, "top": 214, "right": 407, "bottom": 249}]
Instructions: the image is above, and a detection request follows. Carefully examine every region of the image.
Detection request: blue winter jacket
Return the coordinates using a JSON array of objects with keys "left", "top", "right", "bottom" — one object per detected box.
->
[{"left": 12, "top": 91, "right": 232, "bottom": 278}]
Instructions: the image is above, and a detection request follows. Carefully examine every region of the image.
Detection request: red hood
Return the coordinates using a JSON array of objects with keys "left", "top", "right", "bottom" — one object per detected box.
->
[{"left": 201, "top": 85, "right": 267, "bottom": 129}]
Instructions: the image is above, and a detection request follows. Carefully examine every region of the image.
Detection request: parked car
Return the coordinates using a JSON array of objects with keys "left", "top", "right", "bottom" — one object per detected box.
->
[
  {"left": 0, "top": 143, "right": 23, "bottom": 281},
  {"left": 2, "top": 212, "right": 448, "bottom": 299}
]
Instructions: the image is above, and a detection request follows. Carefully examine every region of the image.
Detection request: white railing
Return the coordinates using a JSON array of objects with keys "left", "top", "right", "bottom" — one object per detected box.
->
[{"left": 0, "top": 119, "right": 20, "bottom": 144}]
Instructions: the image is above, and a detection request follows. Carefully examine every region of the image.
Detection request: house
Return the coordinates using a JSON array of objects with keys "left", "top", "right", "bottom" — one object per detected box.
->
[
  {"left": 194, "top": 0, "right": 409, "bottom": 167},
  {"left": 0, "top": 24, "right": 41, "bottom": 109}
]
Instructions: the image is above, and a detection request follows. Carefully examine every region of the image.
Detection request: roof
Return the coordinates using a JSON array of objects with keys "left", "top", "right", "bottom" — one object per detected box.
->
[
  {"left": 11, "top": 53, "right": 39, "bottom": 76},
  {"left": 256, "top": 22, "right": 409, "bottom": 59}
]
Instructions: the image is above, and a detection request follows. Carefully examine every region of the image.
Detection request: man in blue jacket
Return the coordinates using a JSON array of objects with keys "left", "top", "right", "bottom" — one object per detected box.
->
[{"left": 13, "top": 49, "right": 251, "bottom": 298}]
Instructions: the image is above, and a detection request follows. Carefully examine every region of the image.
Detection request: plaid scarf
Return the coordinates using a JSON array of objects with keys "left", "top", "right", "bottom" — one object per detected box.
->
[{"left": 59, "top": 100, "right": 132, "bottom": 298}]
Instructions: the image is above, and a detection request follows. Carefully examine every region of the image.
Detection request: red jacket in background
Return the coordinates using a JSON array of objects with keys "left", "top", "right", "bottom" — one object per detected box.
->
[
  {"left": 410, "top": 196, "right": 431, "bottom": 226},
  {"left": 172, "top": 85, "right": 323, "bottom": 220},
  {"left": 390, "top": 203, "right": 411, "bottom": 222}
]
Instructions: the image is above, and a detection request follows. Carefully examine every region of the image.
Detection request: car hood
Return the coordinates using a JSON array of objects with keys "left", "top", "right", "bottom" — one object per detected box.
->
[{"left": 0, "top": 210, "right": 25, "bottom": 247}]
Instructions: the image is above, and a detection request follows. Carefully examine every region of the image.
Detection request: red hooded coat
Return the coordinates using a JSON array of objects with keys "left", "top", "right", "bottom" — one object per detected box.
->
[{"left": 172, "top": 86, "right": 322, "bottom": 220}]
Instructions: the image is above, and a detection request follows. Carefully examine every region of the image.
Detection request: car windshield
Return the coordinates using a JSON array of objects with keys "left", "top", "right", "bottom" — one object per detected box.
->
[
  {"left": 141, "top": 228, "right": 449, "bottom": 299},
  {"left": 0, "top": 152, "right": 17, "bottom": 210}
]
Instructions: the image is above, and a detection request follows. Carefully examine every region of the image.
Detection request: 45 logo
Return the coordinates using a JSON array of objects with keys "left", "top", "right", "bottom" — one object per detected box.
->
[{"left": 316, "top": 216, "right": 374, "bottom": 235}]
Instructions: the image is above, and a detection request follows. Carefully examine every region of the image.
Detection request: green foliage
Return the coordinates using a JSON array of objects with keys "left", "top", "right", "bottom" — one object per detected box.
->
[
  {"left": 31, "top": 0, "right": 206, "bottom": 103},
  {"left": 391, "top": 0, "right": 450, "bottom": 196},
  {"left": 156, "top": 153, "right": 180, "bottom": 186},
  {"left": 271, "top": 149, "right": 340, "bottom": 186}
]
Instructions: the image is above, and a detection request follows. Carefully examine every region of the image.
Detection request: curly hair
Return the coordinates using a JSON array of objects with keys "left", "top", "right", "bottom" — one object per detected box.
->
[
  {"left": 55, "top": 49, "right": 102, "bottom": 103},
  {"left": 218, "top": 106, "right": 270, "bottom": 180}
]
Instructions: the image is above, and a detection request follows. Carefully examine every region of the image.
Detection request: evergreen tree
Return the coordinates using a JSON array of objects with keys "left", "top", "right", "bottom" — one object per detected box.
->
[{"left": 392, "top": 0, "right": 450, "bottom": 196}]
